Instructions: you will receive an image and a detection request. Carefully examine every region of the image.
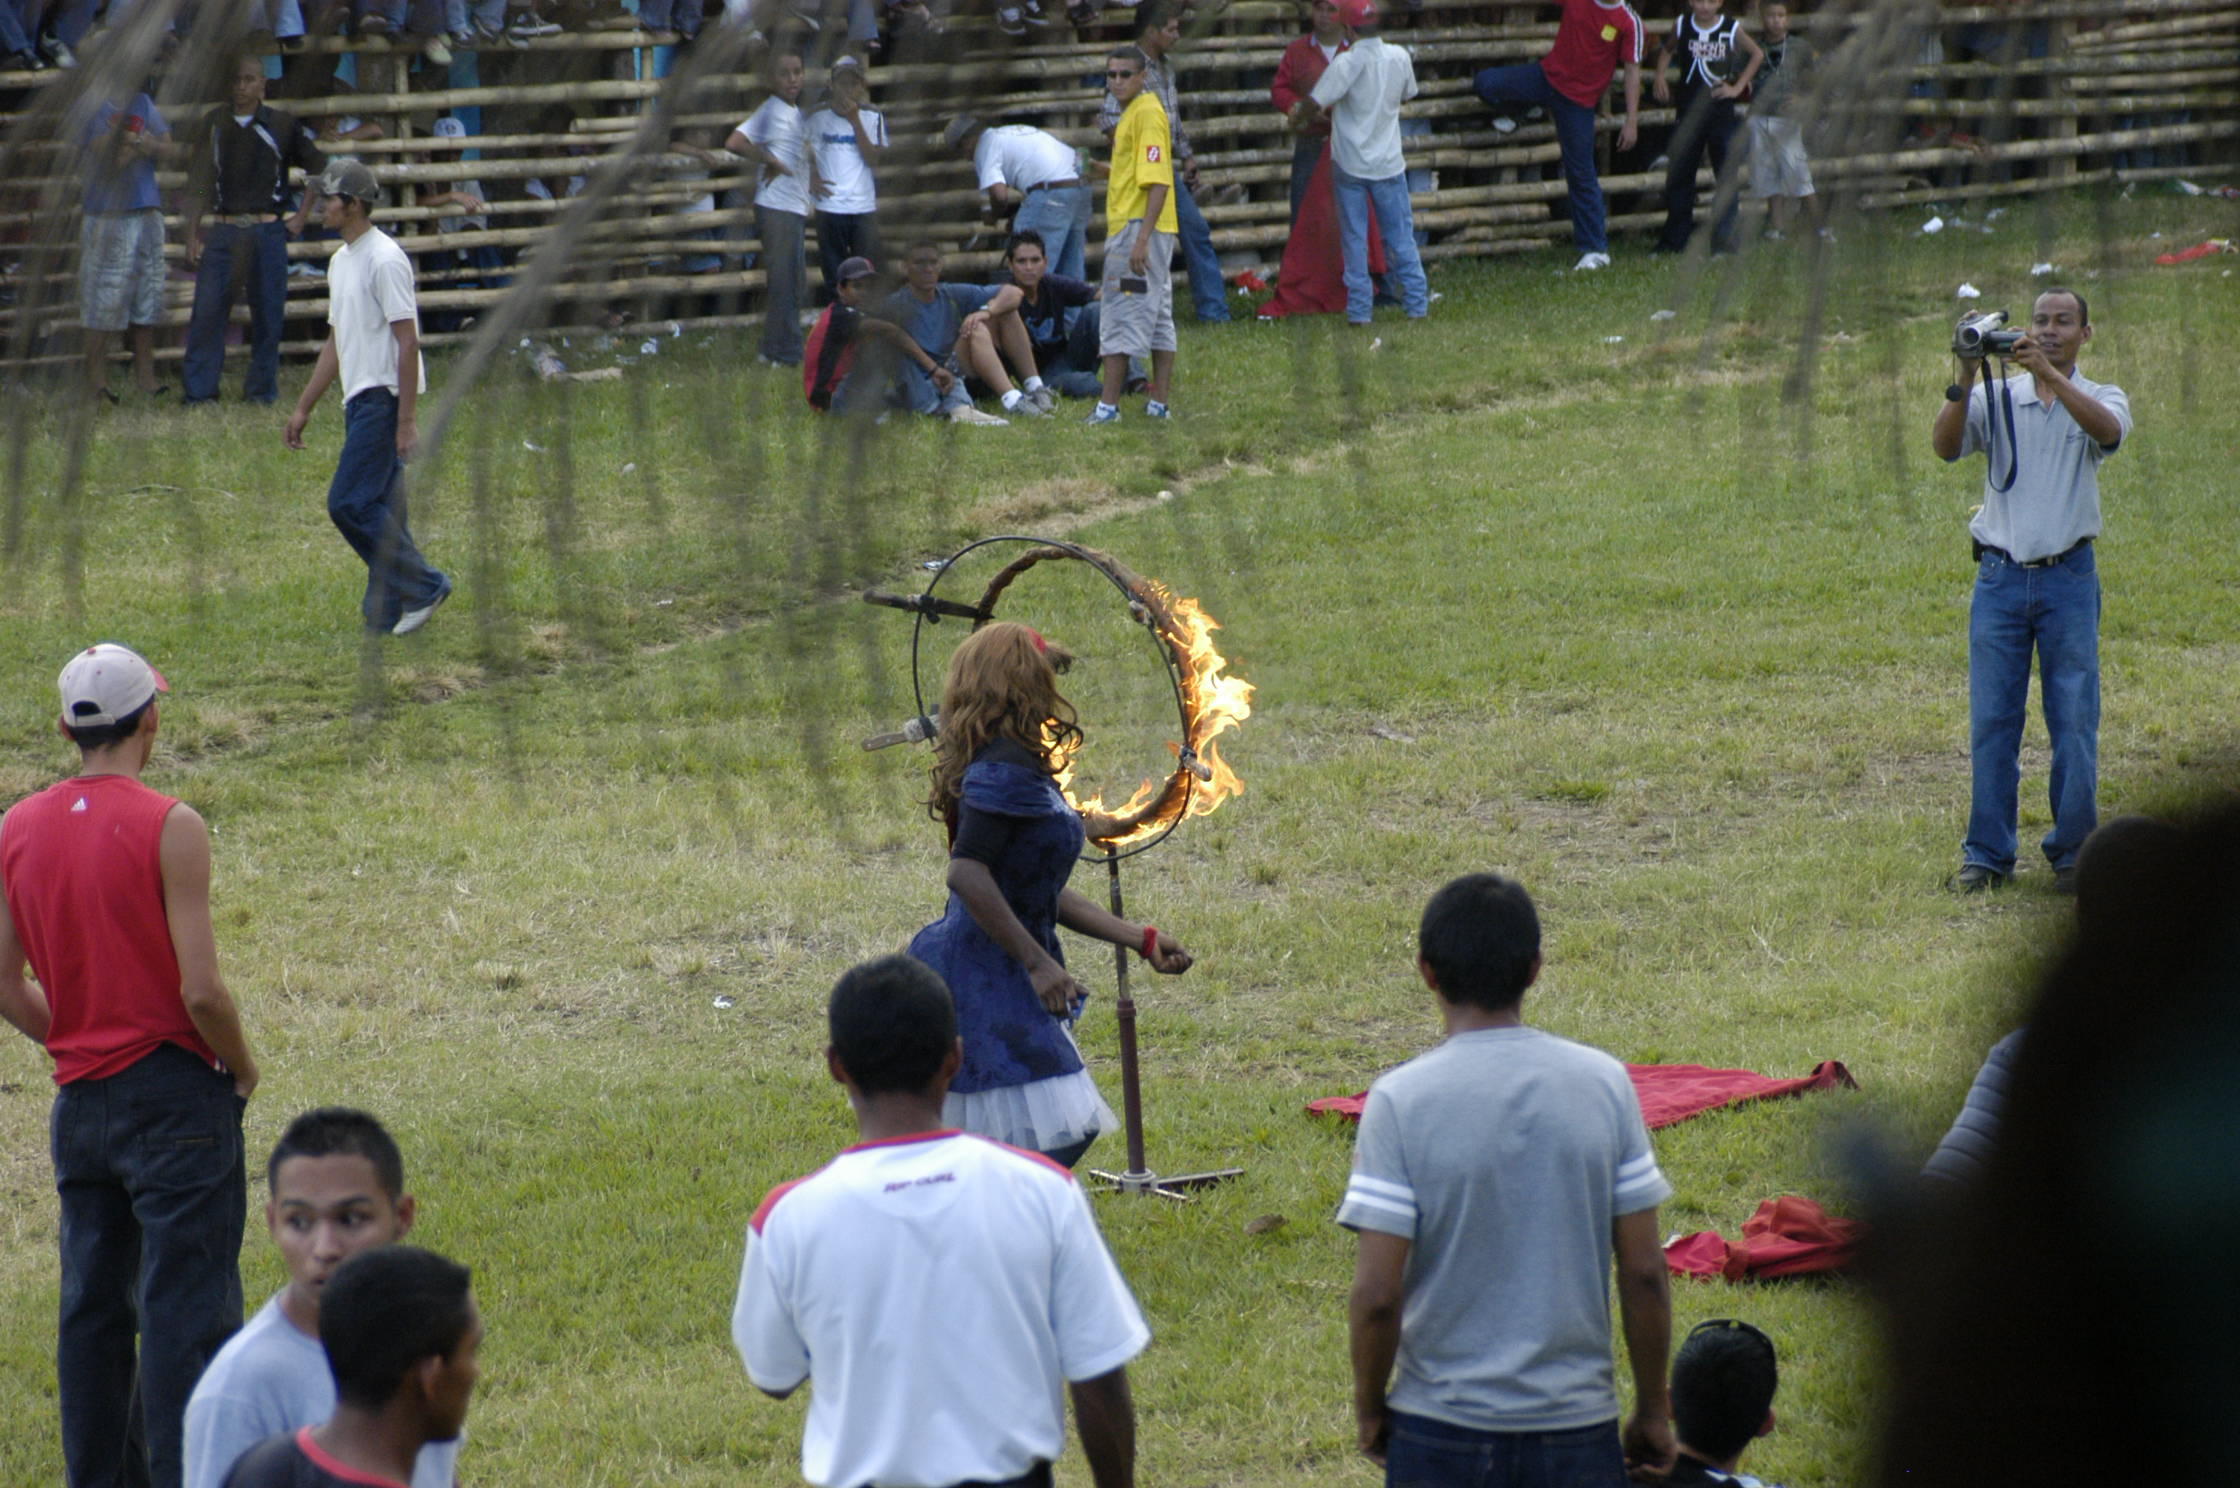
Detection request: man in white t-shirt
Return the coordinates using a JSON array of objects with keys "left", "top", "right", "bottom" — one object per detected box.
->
[
  {"left": 1339, "top": 873, "right": 1677, "bottom": 1485},
  {"left": 283, "top": 159, "right": 452, "bottom": 637},
  {"left": 947, "top": 115, "right": 1092, "bottom": 282},
  {"left": 733, "top": 954, "right": 1148, "bottom": 1488},
  {"left": 805, "top": 57, "right": 887, "bottom": 305},
  {"left": 183, "top": 1109, "right": 458, "bottom": 1488},
  {"left": 1292, "top": 0, "right": 1428, "bottom": 327}
]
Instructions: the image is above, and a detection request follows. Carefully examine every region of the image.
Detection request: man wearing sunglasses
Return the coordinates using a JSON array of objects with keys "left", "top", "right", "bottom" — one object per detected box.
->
[{"left": 1667, "top": 1319, "right": 1784, "bottom": 1486}]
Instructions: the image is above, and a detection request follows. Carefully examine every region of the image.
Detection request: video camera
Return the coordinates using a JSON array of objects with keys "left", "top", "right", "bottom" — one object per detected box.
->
[{"left": 1953, "top": 309, "right": 2024, "bottom": 360}]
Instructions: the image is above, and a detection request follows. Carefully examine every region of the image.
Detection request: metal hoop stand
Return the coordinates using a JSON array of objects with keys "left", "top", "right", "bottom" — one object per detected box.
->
[{"left": 864, "top": 535, "right": 1243, "bottom": 1202}]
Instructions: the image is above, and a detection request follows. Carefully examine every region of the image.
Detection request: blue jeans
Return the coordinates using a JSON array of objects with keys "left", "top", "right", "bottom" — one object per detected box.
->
[
  {"left": 183, "top": 220, "right": 288, "bottom": 404},
  {"left": 356, "top": 0, "right": 445, "bottom": 31},
  {"left": 53, "top": 1044, "right": 247, "bottom": 1488},
  {"left": 1332, "top": 167, "right": 1429, "bottom": 324},
  {"left": 1171, "top": 177, "right": 1230, "bottom": 322},
  {"left": 1472, "top": 62, "right": 1608, "bottom": 254},
  {"left": 1385, "top": 1413, "right": 1628, "bottom": 1488},
  {"left": 1012, "top": 182, "right": 1090, "bottom": 283},
  {"left": 1037, "top": 301, "right": 1103, "bottom": 397},
  {"left": 814, "top": 210, "right": 880, "bottom": 304},
  {"left": 756, "top": 205, "right": 807, "bottom": 365},
  {"left": 329, "top": 388, "right": 450, "bottom": 632},
  {"left": 636, "top": 0, "right": 702, "bottom": 35},
  {"left": 1966, "top": 542, "right": 2100, "bottom": 875}
]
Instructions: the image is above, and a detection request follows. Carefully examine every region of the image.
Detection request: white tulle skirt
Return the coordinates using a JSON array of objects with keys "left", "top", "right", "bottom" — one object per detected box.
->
[{"left": 945, "top": 1067, "right": 1118, "bottom": 1155}]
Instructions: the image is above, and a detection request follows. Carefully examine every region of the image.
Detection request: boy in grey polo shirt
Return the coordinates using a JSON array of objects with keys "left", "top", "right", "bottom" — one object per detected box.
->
[{"left": 1339, "top": 873, "right": 1676, "bottom": 1485}]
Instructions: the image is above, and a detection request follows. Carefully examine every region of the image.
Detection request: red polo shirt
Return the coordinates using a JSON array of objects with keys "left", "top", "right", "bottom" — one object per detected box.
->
[{"left": 1542, "top": 0, "right": 1645, "bottom": 108}]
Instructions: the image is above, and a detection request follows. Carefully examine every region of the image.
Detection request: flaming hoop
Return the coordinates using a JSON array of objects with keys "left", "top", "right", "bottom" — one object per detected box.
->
[
  {"left": 873, "top": 535, "right": 1253, "bottom": 860},
  {"left": 862, "top": 535, "right": 1253, "bottom": 1200}
]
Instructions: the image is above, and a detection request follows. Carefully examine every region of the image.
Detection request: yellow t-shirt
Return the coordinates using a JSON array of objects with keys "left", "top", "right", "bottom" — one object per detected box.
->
[{"left": 1106, "top": 91, "right": 1179, "bottom": 234}]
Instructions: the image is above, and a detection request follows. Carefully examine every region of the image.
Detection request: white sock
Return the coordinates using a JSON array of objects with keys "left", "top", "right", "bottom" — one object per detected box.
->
[
  {"left": 1023, "top": 376, "right": 1046, "bottom": 394},
  {"left": 1001, "top": 388, "right": 1024, "bottom": 410},
  {"left": 1094, "top": 401, "right": 1118, "bottom": 416}
]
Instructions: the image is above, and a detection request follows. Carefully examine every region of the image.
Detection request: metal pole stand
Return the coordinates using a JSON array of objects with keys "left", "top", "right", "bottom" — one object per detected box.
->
[{"left": 1087, "top": 849, "right": 1244, "bottom": 1202}]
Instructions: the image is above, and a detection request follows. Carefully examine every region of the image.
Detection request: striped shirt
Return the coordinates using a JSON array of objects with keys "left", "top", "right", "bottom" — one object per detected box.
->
[{"left": 1337, "top": 1024, "right": 1671, "bottom": 1432}]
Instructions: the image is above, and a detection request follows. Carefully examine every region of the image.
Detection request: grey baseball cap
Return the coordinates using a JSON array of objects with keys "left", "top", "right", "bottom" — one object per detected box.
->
[
  {"left": 58, "top": 643, "right": 167, "bottom": 729},
  {"left": 313, "top": 158, "right": 385, "bottom": 205},
  {"left": 941, "top": 114, "right": 980, "bottom": 153}
]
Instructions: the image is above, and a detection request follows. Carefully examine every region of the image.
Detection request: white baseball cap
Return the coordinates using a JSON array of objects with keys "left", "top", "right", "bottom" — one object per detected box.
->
[{"left": 58, "top": 643, "right": 167, "bottom": 729}]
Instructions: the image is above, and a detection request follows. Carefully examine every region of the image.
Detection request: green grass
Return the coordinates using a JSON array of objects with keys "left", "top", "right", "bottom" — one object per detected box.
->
[{"left": 3, "top": 191, "right": 2237, "bottom": 1486}]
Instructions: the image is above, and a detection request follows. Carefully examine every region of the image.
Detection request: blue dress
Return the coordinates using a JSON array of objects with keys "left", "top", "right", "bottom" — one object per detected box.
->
[{"left": 910, "top": 741, "right": 1114, "bottom": 1150}]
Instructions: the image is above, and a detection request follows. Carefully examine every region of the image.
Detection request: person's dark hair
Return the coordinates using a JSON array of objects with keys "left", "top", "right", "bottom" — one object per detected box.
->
[
  {"left": 2036, "top": 285, "right": 2089, "bottom": 326},
  {"left": 268, "top": 1107, "right": 406, "bottom": 1198},
  {"left": 1418, "top": 873, "right": 1541, "bottom": 1011},
  {"left": 1108, "top": 43, "right": 1152, "bottom": 71},
  {"left": 319, "top": 1246, "right": 474, "bottom": 1410},
  {"left": 1674, "top": 1320, "right": 1779, "bottom": 1463},
  {"left": 62, "top": 699, "right": 152, "bottom": 752},
  {"left": 1005, "top": 228, "right": 1048, "bottom": 263},
  {"left": 1134, "top": 2, "right": 1181, "bottom": 38},
  {"left": 2072, "top": 813, "right": 2182, "bottom": 930},
  {"left": 905, "top": 239, "right": 944, "bottom": 263},
  {"left": 829, "top": 954, "right": 957, "bottom": 1096}
]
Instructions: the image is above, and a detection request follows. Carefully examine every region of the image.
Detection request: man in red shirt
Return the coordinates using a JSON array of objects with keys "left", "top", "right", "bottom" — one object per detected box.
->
[
  {"left": 1272, "top": 0, "right": 1350, "bottom": 226},
  {"left": 1472, "top": 0, "right": 1645, "bottom": 270},
  {"left": 0, "top": 642, "right": 260, "bottom": 1488}
]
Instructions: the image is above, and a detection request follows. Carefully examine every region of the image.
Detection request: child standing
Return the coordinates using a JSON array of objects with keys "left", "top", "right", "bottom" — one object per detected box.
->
[
  {"left": 1749, "top": 1, "right": 1822, "bottom": 239},
  {"left": 805, "top": 56, "right": 888, "bottom": 306},
  {"left": 728, "top": 52, "right": 812, "bottom": 367},
  {"left": 1652, "top": 0, "right": 1760, "bottom": 254}
]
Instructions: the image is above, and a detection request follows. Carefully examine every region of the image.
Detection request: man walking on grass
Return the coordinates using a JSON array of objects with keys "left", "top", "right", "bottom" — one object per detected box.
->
[
  {"left": 1341, "top": 873, "right": 1677, "bottom": 1485},
  {"left": 0, "top": 642, "right": 261, "bottom": 1488},
  {"left": 285, "top": 159, "right": 452, "bottom": 637}
]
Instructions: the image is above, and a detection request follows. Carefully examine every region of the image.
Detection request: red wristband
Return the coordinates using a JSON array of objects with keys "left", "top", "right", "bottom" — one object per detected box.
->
[{"left": 1140, "top": 925, "right": 1159, "bottom": 960}]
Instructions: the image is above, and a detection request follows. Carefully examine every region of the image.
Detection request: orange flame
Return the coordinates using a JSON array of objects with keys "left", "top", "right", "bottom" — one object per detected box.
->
[{"left": 1062, "top": 581, "right": 1254, "bottom": 849}]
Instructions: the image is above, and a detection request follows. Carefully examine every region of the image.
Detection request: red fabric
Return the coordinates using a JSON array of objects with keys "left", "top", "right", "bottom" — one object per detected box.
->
[
  {"left": 1541, "top": 0, "right": 1646, "bottom": 109},
  {"left": 1664, "top": 1195, "right": 1863, "bottom": 1280},
  {"left": 2153, "top": 239, "right": 2233, "bottom": 266},
  {"left": 1271, "top": 33, "right": 1346, "bottom": 128},
  {"left": 1626, "top": 1059, "right": 1857, "bottom": 1130},
  {"left": 1255, "top": 144, "right": 1387, "bottom": 319},
  {"left": 1, "top": 774, "right": 213, "bottom": 1084},
  {"left": 802, "top": 304, "right": 857, "bottom": 411},
  {"left": 1307, "top": 1059, "right": 1855, "bottom": 1126}
]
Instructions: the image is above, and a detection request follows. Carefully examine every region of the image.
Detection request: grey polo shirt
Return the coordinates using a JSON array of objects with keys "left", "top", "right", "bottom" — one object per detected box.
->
[
  {"left": 1337, "top": 1025, "right": 1672, "bottom": 1432},
  {"left": 1955, "top": 368, "right": 2131, "bottom": 563}
]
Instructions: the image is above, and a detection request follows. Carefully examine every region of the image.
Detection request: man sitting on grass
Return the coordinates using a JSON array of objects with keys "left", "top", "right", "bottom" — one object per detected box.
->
[
  {"left": 867, "top": 241, "right": 1050, "bottom": 425},
  {"left": 994, "top": 229, "right": 1100, "bottom": 402},
  {"left": 804, "top": 256, "right": 980, "bottom": 417},
  {"left": 185, "top": 1109, "right": 455, "bottom": 1488},
  {"left": 1665, "top": 1318, "right": 1786, "bottom": 1487},
  {"left": 733, "top": 953, "right": 1149, "bottom": 1488},
  {"left": 219, "top": 1246, "right": 482, "bottom": 1488}
]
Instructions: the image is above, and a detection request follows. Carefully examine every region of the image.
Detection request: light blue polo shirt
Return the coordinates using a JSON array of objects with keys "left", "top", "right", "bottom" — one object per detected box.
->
[{"left": 1956, "top": 369, "right": 2131, "bottom": 563}]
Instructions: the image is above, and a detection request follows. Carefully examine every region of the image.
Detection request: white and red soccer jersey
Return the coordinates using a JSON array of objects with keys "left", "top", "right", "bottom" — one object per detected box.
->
[
  {"left": 1541, "top": 0, "right": 1645, "bottom": 109},
  {"left": 733, "top": 1130, "right": 1150, "bottom": 1488}
]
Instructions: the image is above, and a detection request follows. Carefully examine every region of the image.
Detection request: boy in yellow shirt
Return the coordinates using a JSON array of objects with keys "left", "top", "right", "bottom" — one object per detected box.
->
[{"left": 1093, "top": 45, "right": 1180, "bottom": 423}]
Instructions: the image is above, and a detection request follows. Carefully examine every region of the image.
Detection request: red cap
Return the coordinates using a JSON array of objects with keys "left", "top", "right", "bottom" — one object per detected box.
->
[{"left": 1338, "top": 0, "right": 1376, "bottom": 26}]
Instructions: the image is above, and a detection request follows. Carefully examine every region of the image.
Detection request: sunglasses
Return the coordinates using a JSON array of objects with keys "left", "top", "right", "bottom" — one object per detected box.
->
[{"left": 1107, "top": 68, "right": 1139, "bottom": 78}]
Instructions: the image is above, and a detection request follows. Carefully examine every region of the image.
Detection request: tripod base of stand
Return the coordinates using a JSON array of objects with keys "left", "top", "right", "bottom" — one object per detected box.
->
[{"left": 1087, "top": 1165, "right": 1245, "bottom": 1202}]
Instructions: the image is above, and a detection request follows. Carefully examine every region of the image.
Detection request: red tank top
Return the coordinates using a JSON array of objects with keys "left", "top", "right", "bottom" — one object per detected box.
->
[{"left": 0, "top": 774, "right": 216, "bottom": 1084}]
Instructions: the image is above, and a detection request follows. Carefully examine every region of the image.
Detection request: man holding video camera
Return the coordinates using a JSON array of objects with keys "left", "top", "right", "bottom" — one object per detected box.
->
[{"left": 1932, "top": 288, "right": 2130, "bottom": 894}]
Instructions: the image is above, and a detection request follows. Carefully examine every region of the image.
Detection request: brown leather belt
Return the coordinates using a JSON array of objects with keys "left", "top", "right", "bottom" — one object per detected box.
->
[{"left": 1021, "top": 177, "right": 1080, "bottom": 195}]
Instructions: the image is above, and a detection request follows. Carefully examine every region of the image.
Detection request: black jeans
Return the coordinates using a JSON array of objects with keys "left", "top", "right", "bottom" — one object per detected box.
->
[
  {"left": 53, "top": 1043, "right": 247, "bottom": 1488},
  {"left": 1658, "top": 89, "right": 1742, "bottom": 253}
]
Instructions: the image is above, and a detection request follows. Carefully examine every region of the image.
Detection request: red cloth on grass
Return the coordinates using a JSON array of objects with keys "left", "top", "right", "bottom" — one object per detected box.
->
[
  {"left": 1255, "top": 142, "right": 1385, "bottom": 320},
  {"left": 1306, "top": 1059, "right": 1856, "bottom": 1128},
  {"left": 1664, "top": 1195, "right": 1863, "bottom": 1280}
]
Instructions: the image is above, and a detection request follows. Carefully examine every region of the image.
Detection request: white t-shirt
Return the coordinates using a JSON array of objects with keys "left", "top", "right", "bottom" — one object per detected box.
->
[
  {"left": 738, "top": 95, "right": 810, "bottom": 215},
  {"left": 1311, "top": 35, "right": 1419, "bottom": 180},
  {"left": 183, "top": 1293, "right": 459, "bottom": 1488},
  {"left": 972, "top": 123, "right": 1080, "bottom": 194},
  {"left": 804, "top": 106, "right": 887, "bottom": 214},
  {"left": 327, "top": 225, "right": 426, "bottom": 400},
  {"left": 733, "top": 1130, "right": 1151, "bottom": 1488}
]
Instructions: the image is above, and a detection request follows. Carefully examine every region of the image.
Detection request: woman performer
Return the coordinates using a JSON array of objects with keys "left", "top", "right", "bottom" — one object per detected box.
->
[{"left": 910, "top": 621, "right": 1194, "bottom": 1167}]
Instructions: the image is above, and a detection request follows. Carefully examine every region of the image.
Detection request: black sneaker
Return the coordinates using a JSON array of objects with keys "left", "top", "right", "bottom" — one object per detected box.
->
[
  {"left": 1949, "top": 864, "right": 2008, "bottom": 894},
  {"left": 2051, "top": 866, "right": 2078, "bottom": 896}
]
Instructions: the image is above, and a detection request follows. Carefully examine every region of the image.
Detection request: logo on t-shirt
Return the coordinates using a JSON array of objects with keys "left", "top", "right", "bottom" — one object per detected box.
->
[
  {"left": 1601, "top": 23, "right": 1617, "bottom": 39},
  {"left": 70, "top": 797, "right": 87, "bottom": 812},
  {"left": 1145, "top": 144, "right": 1162, "bottom": 163}
]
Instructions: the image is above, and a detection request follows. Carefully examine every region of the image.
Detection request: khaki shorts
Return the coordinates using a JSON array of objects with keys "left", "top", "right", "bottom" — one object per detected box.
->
[
  {"left": 1749, "top": 115, "right": 1815, "bottom": 198},
  {"left": 1097, "top": 221, "right": 1176, "bottom": 359},
  {"left": 80, "top": 208, "right": 167, "bottom": 332}
]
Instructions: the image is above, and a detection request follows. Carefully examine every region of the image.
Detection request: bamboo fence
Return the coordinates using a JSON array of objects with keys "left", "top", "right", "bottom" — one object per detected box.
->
[{"left": 0, "top": 0, "right": 2232, "bottom": 360}]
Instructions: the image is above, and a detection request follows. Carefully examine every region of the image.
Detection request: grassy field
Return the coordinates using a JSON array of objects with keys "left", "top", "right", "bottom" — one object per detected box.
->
[{"left": 2, "top": 191, "right": 2237, "bottom": 1486}]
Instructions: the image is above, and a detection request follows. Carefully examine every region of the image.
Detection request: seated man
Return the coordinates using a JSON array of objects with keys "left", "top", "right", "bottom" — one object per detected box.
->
[
  {"left": 996, "top": 229, "right": 1099, "bottom": 403},
  {"left": 866, "top": 241, "right": 1048, "bottom": 425},
  {"left": 805, "top": 256, "right": 969, "bottom": 417},
  {"left": 733, "top": 953, "right": 1149, "bottom": 1488},
  {"left": 1666, "top": 1319, "right": 1785, "bottom": 1487}
]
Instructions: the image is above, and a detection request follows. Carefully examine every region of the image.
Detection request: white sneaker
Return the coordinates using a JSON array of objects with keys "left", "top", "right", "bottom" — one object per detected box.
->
[
  {"left": 391, "top": 583, "right": 451, "bottom": 635},
  {"left": 949, "top": 405, "right": 1009, "bottom": 426},
  {"left": 1573, "top": 251, "right": 1611, "bottom": 271},
  {"left": 1027, "top": 386, "right": 1057, "bottom": 414}
]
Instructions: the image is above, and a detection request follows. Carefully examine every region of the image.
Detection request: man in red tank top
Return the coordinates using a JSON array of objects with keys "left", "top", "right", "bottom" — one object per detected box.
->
[{"left": 0, "top": 642, "right": 261, "bottom": 1488}]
